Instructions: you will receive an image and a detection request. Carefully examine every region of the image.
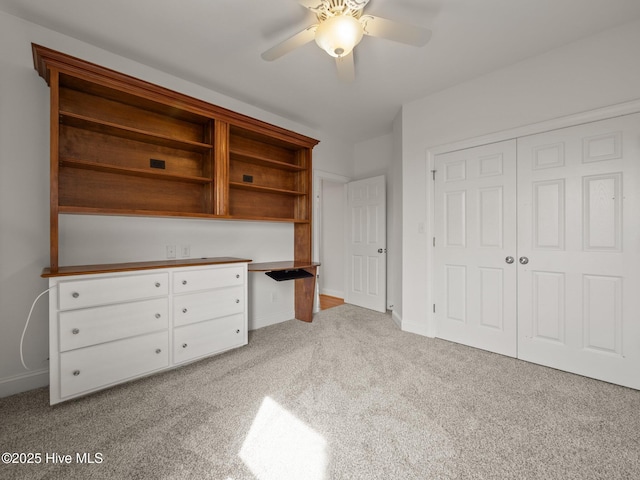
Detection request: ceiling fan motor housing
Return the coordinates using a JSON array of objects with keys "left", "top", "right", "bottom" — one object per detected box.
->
[{"left": 315, "top": 0, "right": 366, "bottom": 21}]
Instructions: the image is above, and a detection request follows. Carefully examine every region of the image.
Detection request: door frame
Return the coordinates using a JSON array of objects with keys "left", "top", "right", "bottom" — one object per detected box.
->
[
  {"left": 313, "top": 170, "right": 351, "bottom": 307},
  {"left": 424, "top": 99, "right": 640, "bottom": 337}
]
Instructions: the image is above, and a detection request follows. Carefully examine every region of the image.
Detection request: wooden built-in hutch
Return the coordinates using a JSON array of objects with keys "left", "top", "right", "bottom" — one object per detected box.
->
[{"left": 33, "top": 44, "right": 319, "bottom": 322}]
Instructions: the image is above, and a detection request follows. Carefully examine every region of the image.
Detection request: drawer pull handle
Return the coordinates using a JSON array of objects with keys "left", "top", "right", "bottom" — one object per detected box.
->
[
  {"left": 182, "top": 308, "right": 188, "bottom": 314},
  {"left": 182, "top": 280, "right": 187, "bottom": 285},
  {"left": 72, "top": 292, "right": 79, "bottom": 298},
  {"left": 155, "top": 282, "right": 161, "bottom": 288},
  {"left": 236, "top": 329, "right": 240, "bottom": 334},
  {"left": 236, "top": 274, "right": 240, "bottom": 279},
  {"left": 155, "top": 349, "right": 162, "bottom": 354},
  {"left": 72, "top": 328, "right": 80, "bottom": 335},
  {"left": 235, "top": 299, "right": 240, "bottom": 304},
  {"left": 182, "top": 343, "right": 188, "bottom": 349},
  {"left": 155, "top": 313, "right": 161, "bottom": 319},
  {"left": 73, "top": 370, "right": 80, "bottom": 376}
]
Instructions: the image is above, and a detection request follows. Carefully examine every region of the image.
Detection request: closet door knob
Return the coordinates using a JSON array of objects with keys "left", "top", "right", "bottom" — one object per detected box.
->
[
  {"left": 236, "top": 329, "right": 240, "bottom": 334},
  {"left": 155, "top": 313, "right": 161, "bottom": 319},
  {"left": 505, "top": 256, "right": 514, "bottom": 264},
  {"left": 73, "top": 370, "right": 80, "bottom": 376},
  {"left": 72, "top": 328, "right": 80, "bottom": 335},
  {"left": 236, "top": 274, "right": 240, "bottom": 279},
  {"left": 235, "top": 299, "right": 240, "bottom": 304},
  {"left": 155, "top": 282, "right": 161, "bottom": 288},
  {"left": 182, "top": 280, "right": 187, "bottom": 285},
  {"left": 182, "top": 343, "right": 188, "bottom": 349},
  {"left": 155, "top": 349, "right": 162, "bottom": 354},
  {"left": 72, "top": 292, "right": 79, "bottom": 298},
  {"left": 519, "top": 256, "right": 529, "bottom": 265},
  {"left": 182, "top": 308, "right": 188, "bottom": 313}
]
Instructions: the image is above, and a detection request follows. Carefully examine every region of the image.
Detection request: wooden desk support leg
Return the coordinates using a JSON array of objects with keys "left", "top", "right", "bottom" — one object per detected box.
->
[{"left": 295, "top": 266, "right": 317, "bottom": 322}]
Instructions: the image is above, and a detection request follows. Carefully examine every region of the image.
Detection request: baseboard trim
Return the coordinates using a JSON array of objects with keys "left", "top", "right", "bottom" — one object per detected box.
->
[
  {"left": 391, "top": 309, "right": 402, "bottom": 329},
  {"left": 249, "top": 309, "right": 296, "bottom": 331},
  {"left": 0, "top": 368, "right": 49, "bottom": 399},
  {"left": 401, "top": 318, "right": 434, "bottom": 338},
  {"left": 320, "top": 288, "right": 344, "bottom": 299}
]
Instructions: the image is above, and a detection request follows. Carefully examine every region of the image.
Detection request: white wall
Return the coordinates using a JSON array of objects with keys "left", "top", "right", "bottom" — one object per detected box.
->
[
  {"left": 0, "top": 11, "right": 353, "bottom": 397},
  {"left": 400, "top": 19, "right": 640, "bottom": 335},
  {"left": 353, "top": 133, "right": 393, "bottom": 179},
  {"left": 320, "top": 181, "right": 345, "bottom": 298}
]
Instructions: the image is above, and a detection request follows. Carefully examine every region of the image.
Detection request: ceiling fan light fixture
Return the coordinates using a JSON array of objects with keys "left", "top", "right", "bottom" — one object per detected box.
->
[{"left": 314, "top": 14, "right": 364, "bottom": 58}]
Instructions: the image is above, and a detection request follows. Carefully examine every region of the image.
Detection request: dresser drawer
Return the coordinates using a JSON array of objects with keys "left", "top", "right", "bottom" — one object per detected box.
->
[
  {"left": 173, "top": 286, "right": 244, "bottom": 327},
  {"left": 59, "top": 331, "right": 169, "bottom": 398},
  {"left": 172, "top": 266, "right": 244, "bottom": 294},
  {"left": 173, "top": 313, "right": 245, "bottom": 364},
  {"left": 58, "top": 273, "right": 168, "bottom": 310},
  {"left": 59, "top": 298, "right": 169, "bottom": 352}
]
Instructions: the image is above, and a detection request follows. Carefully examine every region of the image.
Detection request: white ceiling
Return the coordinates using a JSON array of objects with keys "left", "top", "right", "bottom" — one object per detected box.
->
[{"left": 2, "top": 0, "right": 640, "bottom": 142}]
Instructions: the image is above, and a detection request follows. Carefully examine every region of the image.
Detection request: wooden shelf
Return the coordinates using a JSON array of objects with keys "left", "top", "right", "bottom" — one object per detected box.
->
[
  {"left": 60, "top": 158, "right": 212, "bottom": 184},
  {"left": 57, "top": 205, "right": 216, "bottom": 218},
  {"left": 60, "top": 111, "right": 213, "bottom": 152},
  {"left": 228, "top": 127, "right": 311, "bottom": 223},
  {"left": 230, "top": 215, "right": 309, "bottom": 223},
  {"left": 58, "top": 73, "right": 213, "bottom": 125},
  {"left": 229, "top": 181, "right": 305, "bottom": 196},
  {"left": 230, "top": 150, "right": 305, "bottom": 171}
]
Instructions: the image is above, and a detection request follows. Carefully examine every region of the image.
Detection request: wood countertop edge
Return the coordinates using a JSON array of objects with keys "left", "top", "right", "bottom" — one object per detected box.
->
[
  {"left": 42, "top": 257, "right": 252, "bottom": 277},
  {"left": 248, "top": 261, "right": 320, "bottom": 272}
]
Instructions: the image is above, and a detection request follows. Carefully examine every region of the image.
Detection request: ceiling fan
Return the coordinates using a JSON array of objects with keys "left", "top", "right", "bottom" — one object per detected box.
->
[{"left": 261, "top": 0, "right": 432, "bottom": 82}]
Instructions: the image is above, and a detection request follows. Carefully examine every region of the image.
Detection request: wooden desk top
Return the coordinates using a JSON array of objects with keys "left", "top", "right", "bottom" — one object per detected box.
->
[
  {"left": 248, "top": 261, "right": 320, "bottom": 272},
  {"left": 42, "top": 257, "right": 252, "bottom": 277}
]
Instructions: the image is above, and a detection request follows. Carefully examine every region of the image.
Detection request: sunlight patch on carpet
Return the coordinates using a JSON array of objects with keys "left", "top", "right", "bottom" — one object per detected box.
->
[{"left": 240, "top": 396, "right": 328, "bottom": 480}]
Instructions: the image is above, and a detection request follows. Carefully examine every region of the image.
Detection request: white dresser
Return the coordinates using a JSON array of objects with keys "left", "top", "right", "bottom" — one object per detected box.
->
[{"left": 44, "top": 258, "right": 250, "bottom": 404}]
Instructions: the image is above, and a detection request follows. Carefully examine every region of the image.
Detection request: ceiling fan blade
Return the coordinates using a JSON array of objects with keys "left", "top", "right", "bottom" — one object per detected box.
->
[
  {"left": 261, "top": 25, "right": 318, "bottom": 61},
  {"left": 360, "top": 15, "right": 432, "bottom": 47},
  {"left": 335, "top": 52, "right": 355, "bottom": 82}
]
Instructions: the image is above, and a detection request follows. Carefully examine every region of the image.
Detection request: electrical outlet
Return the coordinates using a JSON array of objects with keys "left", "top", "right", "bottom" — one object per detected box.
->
[
  {"left": 181, "top": 245, "right": 191, "bottom": 258},
  {"left": 166, "top": 245, "right": 176, "bottom": 259}
]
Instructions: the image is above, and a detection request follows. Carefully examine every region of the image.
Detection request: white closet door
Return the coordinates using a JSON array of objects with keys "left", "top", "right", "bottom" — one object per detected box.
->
[
  {"left": 517, "top": 113, "right": 640, "bottom": 390},
  {"left": 434, "top": 140, "right": 518, "bottom": 357}
]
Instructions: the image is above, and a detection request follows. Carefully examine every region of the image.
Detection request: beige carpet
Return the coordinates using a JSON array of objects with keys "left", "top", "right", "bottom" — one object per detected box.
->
[{"left": 1, "top": 304, "right": 639, "bottom": 479}]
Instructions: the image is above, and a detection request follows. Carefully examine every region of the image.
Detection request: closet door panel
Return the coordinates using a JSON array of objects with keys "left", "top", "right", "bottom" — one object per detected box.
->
[
  {"left": 434, "top": 140, "right": 518, "bottom": 357},
  {"left": 517, "top": 113, "right": 640, "bottom": 390}
]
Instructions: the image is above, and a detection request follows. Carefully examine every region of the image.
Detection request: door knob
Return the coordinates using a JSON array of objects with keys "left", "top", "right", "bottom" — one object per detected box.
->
[
  {"left": 505, "top": 256, "right": 514, "bottom": 264},
  {"left": 519, "top": 256, "right": 529, "bottom": 265},
  {"left": 378, "top": 248, "right": 387, "bottom": 253}
]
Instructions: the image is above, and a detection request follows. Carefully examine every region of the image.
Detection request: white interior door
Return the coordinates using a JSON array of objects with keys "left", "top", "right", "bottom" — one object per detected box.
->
[
  {"left": 345, "top": 175, "right": 386, "bottom": 312},
  {"left": 517, "top": 113, "right": 640, "bottom": 390},
  {"left": 434, "top": 140, "right": 518, "bottom": 357}
]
